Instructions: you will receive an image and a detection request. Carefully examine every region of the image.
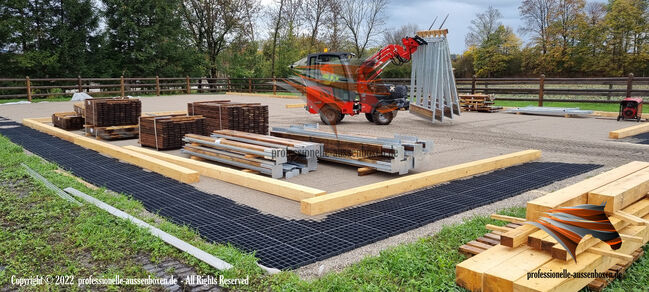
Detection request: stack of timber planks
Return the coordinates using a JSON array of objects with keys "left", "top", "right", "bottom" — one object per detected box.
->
[
  {"left": 84, "top": 98, "right": 142, "bottom": 140},
  {"left": 456, "top": 161, "right": 649, "bottom": 292},
  {"left": 459, "top": 94, "right": 502, "bottom": 112},
  {"left": 181, "top": 131, "right": 322, "bottom": 179},
  {"left": 270, "top": 125, "right": 432, "bottom": 175},
  {"left": 139, "top": 115, "right": 207, "bottom": 150},
  {"left": 52, "top": 112, "right": 84, "bottom": 130},
  {"left": 73, "top": 102, "right": 85, "bottom": 118},
  {"left": 187, "top": 100, "right": 269, "bottom": 134}
]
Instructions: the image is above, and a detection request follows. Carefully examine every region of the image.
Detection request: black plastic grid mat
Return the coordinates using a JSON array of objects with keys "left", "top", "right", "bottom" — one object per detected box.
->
[
  {"left": 0, "top": 120, "right": 602, "bottom": 270},
  {"left": 620, "top": 132, "right": 649, "bottom": 145}
]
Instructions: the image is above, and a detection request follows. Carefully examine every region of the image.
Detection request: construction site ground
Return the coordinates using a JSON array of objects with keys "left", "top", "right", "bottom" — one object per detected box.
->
[{"left": 1, "top": 93, "right": 647, "bottom": 276}]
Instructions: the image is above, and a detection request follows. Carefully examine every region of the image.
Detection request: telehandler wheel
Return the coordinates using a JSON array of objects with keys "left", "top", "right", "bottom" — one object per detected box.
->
[
  {"left": 365, "top": 113, "right": 374, "bottom": 122},
  {"left": 372, "top": 110, "right": 394, "bottom": 125},
  {"left": 319, "top": 105, "right": 344, "bottom": 125}
]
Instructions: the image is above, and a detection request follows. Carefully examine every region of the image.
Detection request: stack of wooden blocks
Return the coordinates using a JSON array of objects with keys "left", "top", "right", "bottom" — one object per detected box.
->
[
  {"left": 456, "top": 161, "right": 649, "bottom": 292},
  {"left": 52, "top": 112, "right": 84, "bottom": 130},
  {"left": 84, "top": 98, "right": 142, "bottom": 140},
  {"left": 459, "top": 94, "right": 502, "bottom": 112},
  {"left": 139, "top": 115, "right": 207, "bottom": 150},
  {"left": 187, "top": 100, "right": 269, "bottom": 134}
]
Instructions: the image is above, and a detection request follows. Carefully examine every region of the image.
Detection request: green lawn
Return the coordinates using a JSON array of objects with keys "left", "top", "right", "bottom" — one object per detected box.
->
[
  {"left": 1, "top": 134, "right": 647, "bottom": 291},
  {"left": 494, "top": 100, "right": 620, "bottom": 112}
]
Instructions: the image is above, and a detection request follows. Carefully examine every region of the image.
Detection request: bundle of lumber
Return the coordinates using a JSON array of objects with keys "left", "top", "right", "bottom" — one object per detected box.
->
[
  {"left": 270, "top": 125, "right": 432, "bottom": 175},
  {"left": 139, "top": 115, "right": 207, "bottom": 150},
  {"left": 187, "top": 100, "right": 269, "bottom": 134},
  {"left": 456, "top": 161, "right": 649, "bottom": 292},
  {"left": 459, "top": 94, "right": 502, "bottom": 112},
  {"left": 52, "top": 112, "right": 84, "bottom": 130},
  {"left": 181, "top": 131, "right": 322, "bottom": 178},
  {"left": 83, "top": 98, "right": 141, "bottom": 140}
]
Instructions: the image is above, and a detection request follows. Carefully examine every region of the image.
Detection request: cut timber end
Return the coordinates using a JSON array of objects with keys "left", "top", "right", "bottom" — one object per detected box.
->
[
  {"left": 501, "top": 224, "right": 538, "bottom": 248},
  {"left": 357, "top": 167, "right": 376, "bottom": 176},
  {"left": 609, "top": 122, "right": 649, "bottom": 139},
  {"left": 301, "top": 150, "right": 541, "bottom": 216},
  {"left": 22, "top": 118, "right": 200, "bottom": 184},
  {"left": 124, "top": 145, "right": 326, "bottom": 201}
]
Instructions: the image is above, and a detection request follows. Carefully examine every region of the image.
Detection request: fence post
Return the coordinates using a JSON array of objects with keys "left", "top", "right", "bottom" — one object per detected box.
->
[
  {"left": 120, "top": 75, "right": 125, "bottom": 98},
  {"left": 77, "top": 75, "right": 83, "bottom": 93},
  {"left": 607, "top": 84, "right": 613, "bottom": 101},
  {"left": 248, "top": 78, "right": 252, "bottom": 93},
  {"left": 155, "top": 76, "right": 160, "bottom": 96},
  {"left": 539, "top": 74, "right": 545, "bottom": 107},
  {"left": 26, "top": 76, "right": 32, "bottom": 102},
  {"left": 227, "top": 78, "right": 231, "bottom": 92},
  {"left": 471, "top": 75, "right": 476, "bottom": 94},
  {"left": 626, "top": 73, "right": 634, "bottom": 98},
  {"left": 273, "top": 77, "right": 277, "bottom": 95},
  {"left": 186, "top": 76, "right": 191, "bottom": 94}
]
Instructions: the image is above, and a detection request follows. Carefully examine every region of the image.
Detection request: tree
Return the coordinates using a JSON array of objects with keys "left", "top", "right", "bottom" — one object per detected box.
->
[
  {"left": 383, "top": 23, "right": 419, "bottom": 46},
  {"left": 103, "top": 0, "right": 203, "bottom": 77},
  {"left": 473, "top": 25, "right": 521, "bottom": 77},
  {"left": 339, "top": 0, "right": 387, "bottom": 57},
  {"left": 301, "top": 0, "right": 329, "bottom": 50},
  {"left": 181, "top": 0, "right": 256, "bottom": 78},
  {"left": 519, "top": 0, "right": 557, "bottom": 55},
  {"left": 465, "top": 6, "right": 503, "bottom": 48}
]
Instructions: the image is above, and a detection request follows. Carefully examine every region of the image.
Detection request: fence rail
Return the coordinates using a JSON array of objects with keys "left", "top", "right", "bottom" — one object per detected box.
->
[{"left": 1, "top": 75, "right": 649, "bottom": 105}]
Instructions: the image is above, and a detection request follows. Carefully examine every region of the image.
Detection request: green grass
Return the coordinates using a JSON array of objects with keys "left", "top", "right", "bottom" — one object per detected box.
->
[
  {"left": 1, "top": 133, "right": 648, "bottom": 291},
  {"left": 494, "top": 100, "right": 620, "bottom": 112}
]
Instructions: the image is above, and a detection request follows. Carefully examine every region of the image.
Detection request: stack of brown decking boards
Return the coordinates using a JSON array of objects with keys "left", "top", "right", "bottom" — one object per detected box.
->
[
  {"left": 187, "top": 100, "right": 269, "bottom": 134},
  {"left": 270, "top": 125, "right": 431, "bottom": 175},
  {"left": 84, "top": 98, "right": 141, "bottom": 140},
  {"left": 139, "top": 114, "right": 207, "bottom": 150},
  {"left": 181, "top": 130, "right": 322, "bottom": 178},
  {"left": 459, "top": 94, "right": 502, "bottom": 112},
  {"left": 456, "top": 161, "right": 649, "bottom": 292},
  {"left": 52, "top": 112, "right": 84, "bottom": 130}
]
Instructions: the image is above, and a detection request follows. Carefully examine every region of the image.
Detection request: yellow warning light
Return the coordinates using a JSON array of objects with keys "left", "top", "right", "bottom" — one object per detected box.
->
[{"left": 324, "top": 48, "right": 328, "bottom": 53}]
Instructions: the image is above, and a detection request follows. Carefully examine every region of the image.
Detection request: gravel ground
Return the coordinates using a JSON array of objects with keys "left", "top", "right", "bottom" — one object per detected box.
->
[{"left": 2, "top": 93, "right": 648, "bottom": 276}]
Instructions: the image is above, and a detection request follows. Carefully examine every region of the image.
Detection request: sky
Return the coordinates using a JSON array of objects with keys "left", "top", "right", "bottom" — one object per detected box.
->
[{"left": 385, "top": 0, "right": 524, "bottom": 54}]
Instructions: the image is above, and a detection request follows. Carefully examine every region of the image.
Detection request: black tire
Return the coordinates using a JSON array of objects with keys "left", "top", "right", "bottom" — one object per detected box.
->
[
  {"left": 372, "top": 110, "right": 394, "bottom": 125},
  {"left": 319, "top": 105, "right": 343, "bottom": 125},
  {"left": 365, "top": 113, "right": 374, "bottom": 122}
]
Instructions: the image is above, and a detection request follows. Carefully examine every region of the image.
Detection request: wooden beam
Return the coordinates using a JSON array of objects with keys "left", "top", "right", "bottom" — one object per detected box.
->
[
  {"left": 490, "top": 214, "right": 527, "bottom": 224},
  {"left": 22, "top": 119, "right": 200, "bottom": 184},
  {"left": 456, "top": 244, "right": 530, "bottom": 292},
  {"left": 526, "top": 161, "right": 649, "bottom": 221},
  {"left": 614, "top": 211, "right": 649, "bottom": 225},
  {"left": 588, "top": 247, "right": 633, "bottom": 261},
  {"left": 485, "top": 224, "right": 512, "bottom": 233},
  {"left": 124, "top": 145, "right": 326, "bottom": 201},
  {"left": 483, "top": 246, "right": 554, "bottom": 292},
  {"left": 609, "top": 122, "right": 649, "bottom": 139},
  {"left": 301, "top": 150, "right": 542, "bottom": 215},
  {"left": 32, "top": 116, "right": 55, "bottom": 123},
  {"left": 285, "top": 103, "right": 306, "bottom": 109},
  {"left": 226, "top": 92, "right": 302, "bottom": 99},
  {"left": 501, "top": 224, "right": 538, "bottom": 248},
  {"left": 357, "top": 167, "right": 377, "bottom": 176},
  {"left": 588, "top": 167, "right": 649, "bottom": 212}
]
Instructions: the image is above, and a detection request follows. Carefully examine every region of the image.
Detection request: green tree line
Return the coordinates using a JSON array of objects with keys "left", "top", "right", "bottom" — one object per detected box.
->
[{"left": 454, "top": 0, "right": 649, "bottom": 78}]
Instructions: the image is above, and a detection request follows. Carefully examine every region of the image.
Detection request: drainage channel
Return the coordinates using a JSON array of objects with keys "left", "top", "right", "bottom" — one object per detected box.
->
[{"left": 0, "top": 119, "right": 601, "bottom": 269}]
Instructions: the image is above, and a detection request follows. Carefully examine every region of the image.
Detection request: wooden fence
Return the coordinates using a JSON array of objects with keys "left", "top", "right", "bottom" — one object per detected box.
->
[{"left": 1, "top": 74, "right": 649, "bottom": 105}]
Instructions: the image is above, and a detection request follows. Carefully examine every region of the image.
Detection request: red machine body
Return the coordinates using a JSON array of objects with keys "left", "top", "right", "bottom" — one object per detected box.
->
[
  {"left": 618, "top": 97, "right": 643, "bottom": 122},
  {"left": 290, "top": 36, "right": 427, "bottom": 125}
]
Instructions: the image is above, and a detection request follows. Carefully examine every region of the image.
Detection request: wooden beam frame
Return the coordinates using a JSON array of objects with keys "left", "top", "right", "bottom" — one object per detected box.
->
[
  {"left": 609, "top": 123, "right": 649, "bottom": 139},
  {"left": 124, "top": 146, "right": 326, "bottom": 201},
  {"left": 22, "top": 118, "right": 200, "bottom": 184},
  {"left": 300, "top": 150, "right": 542, "bottom": 215}
]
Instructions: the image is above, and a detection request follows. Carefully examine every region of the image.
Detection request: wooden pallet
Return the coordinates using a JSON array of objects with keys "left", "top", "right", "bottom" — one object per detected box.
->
[
  {"left": 85, "top": 124, "right": 139, "bottom": 140},
  {"left": 459, "top": 94, "right": 503, "bottom": 112}
]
